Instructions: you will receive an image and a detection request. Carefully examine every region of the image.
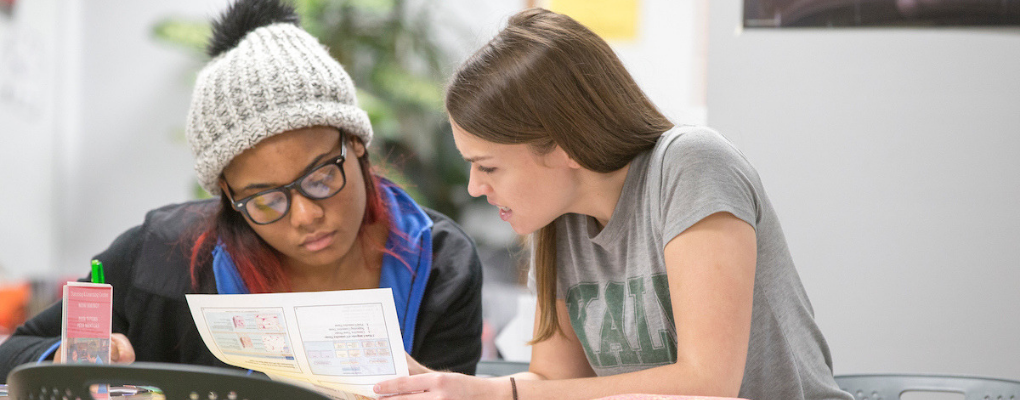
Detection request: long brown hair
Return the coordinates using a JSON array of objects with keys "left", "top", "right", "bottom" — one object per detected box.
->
[
  {"left": 189, "top": 134, "right": 396, "bottom": 293},
  {"left": 446, "top": 8, "right": 674, "bottom": 342}
]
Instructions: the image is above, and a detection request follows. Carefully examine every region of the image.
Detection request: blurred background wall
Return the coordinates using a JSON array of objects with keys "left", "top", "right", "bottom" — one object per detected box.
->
[
  {"left": 1, "top": 0, "right": 219, "bottom": 279},
  {"left": 1, "top": 0, "right": 1018, "bottom": 381},
  {"left": 707, "top": 0, "right": 1020, "bottom": 380}
]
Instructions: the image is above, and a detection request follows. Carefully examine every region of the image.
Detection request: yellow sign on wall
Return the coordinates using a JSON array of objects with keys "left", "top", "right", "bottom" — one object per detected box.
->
[{"left": 546, "top": 0, "right": 640, "bottom": 41}]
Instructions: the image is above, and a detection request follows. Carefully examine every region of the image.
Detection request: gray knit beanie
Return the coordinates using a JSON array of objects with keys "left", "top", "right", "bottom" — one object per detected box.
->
[{"left": 185, "top": 0, "right": 372, "bottom": 196}]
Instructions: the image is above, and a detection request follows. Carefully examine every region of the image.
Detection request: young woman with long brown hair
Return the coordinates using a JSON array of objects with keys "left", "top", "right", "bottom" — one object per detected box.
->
[
  {"left": 0, "top": 0, "right": 482, "bottom": 379},
  {"left": 375, "top": 8, "right": 852, "bottom": 400}
]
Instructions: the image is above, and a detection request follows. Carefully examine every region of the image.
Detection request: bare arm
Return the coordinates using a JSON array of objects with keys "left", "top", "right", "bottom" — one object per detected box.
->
[{"left": 524, "top": 297, "right": 597, "bottom": 381}]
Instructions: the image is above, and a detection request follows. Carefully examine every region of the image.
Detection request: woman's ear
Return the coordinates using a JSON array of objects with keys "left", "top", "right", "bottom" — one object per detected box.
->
[
  {"left": 350, "top": 136, "right": 367, "bottom": 158},
  {"left": 217, "top": 179, "right": 233, "bottom": 201}
]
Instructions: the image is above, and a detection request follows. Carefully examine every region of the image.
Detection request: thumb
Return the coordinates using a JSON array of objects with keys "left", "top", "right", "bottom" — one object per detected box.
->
[{"left": 110, "top": 333, "right": 136, "bottom": 364}]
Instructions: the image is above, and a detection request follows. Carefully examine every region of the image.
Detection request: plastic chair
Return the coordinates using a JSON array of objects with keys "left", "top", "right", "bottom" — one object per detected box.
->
[
  {"left": 835, "top": 374, "right": 1020, "bottom": 400},
  {"left": 475, "top": 360, "right": 530, "bottom": 377},
  {"left": 6, "top": 361, "right": 333, "bottom": 400}
]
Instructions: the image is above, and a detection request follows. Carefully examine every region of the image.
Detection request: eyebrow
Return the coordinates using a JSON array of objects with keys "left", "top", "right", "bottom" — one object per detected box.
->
[
  {"left": 239, "top": 151, "right": 336, "bottom": 194},
  {"left": 462, "top": 155, "right": 492, "bottom": 163}
]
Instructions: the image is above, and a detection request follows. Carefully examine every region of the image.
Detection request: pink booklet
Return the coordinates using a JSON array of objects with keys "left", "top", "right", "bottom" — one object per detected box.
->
[{"left": 60, "top": 282, "right": 113, "bottom": 364}]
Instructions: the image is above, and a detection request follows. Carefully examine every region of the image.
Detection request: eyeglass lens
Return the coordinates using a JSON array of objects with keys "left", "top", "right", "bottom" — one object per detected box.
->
[{"left": 245, "top": 162, "right": 345, "bottom": 223}]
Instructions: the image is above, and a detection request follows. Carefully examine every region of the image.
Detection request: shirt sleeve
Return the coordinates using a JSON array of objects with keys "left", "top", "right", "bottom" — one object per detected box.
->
[{"left": 658, "top": 128, "right": 762, "bottom": 247}]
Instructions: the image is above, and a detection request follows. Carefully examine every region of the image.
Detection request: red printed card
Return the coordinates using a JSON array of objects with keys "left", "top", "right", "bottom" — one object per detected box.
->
[{"left": 60, "top": 282, "right": 113, "bottom": 364}]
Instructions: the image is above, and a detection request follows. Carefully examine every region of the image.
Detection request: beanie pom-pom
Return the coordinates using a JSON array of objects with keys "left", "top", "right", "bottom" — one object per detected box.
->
[{"left": 208, "top": 0, "right": 300, "bottom": 57}]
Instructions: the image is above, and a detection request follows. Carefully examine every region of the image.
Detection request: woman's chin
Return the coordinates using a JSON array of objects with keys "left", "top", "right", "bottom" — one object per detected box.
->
[
  {"left": 509, "top": 222, "right": 538, "bottom": 236},
  {"left": 286, "top": 249, "right": 341, "bottom": 271}
]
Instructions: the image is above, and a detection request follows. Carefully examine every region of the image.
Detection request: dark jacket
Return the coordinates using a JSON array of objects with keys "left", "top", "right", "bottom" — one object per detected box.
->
[{"left": 0, "top": 199, "right": 483, "bottom": 381}]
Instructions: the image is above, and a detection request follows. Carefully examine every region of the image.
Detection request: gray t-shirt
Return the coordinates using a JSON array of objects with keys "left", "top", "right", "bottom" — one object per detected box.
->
[{"left": 553, "top": 126, "right": 852, "bottom": 400}]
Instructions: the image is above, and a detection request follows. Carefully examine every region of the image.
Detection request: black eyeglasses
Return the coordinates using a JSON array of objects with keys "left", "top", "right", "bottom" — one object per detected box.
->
[{"left": 225, "top": 139, "right": 348, "bottom": 225}]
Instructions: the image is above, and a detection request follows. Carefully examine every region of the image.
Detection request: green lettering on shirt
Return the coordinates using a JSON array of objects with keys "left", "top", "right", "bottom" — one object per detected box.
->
[
  {"left": 629, "top": 277, "right": 674, "bottom": 364},
  {"left": 598, "top": 282, "right": 639, "bottom": 366},
  {"left": 566, "top": 273, "right": 677, "bottom": 368},
  {"left": 566, "top": 282, "right": 600, "bottom": 362},
  {"left": 651, "top": 273, "right": 676, "bottom": 328},
  {"left": 651, "top": 273, "right": 677, "bottom": 362}
]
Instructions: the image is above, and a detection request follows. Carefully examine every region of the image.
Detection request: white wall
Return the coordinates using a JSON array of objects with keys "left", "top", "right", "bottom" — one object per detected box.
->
[
  {"left": 1, "top": 0, "right": 229, "bottom": 279},
  {"left": 613, "top": 0, "right": 706, "bottom": 125},
  {"left": 58, "top": 0, "right": 230, "bottom": 275},
  {"left": 0, "top": 0, "right": 63, "bottom": 278},
  {"left": 706, "top": 2, "right": 1020, "bottom": 379}
]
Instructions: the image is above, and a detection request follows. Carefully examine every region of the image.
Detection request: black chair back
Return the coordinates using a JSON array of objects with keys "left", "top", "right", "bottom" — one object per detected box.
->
[
  {"left": 7, "top": 362, "right": 333, "bottom": 400},
  {"left": 835, "top": 374, "right": 1020, "bottom": 400}
]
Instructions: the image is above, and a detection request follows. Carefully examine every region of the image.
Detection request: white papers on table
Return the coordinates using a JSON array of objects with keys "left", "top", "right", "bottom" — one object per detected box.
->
[{"left": 186, "top": 288, "right": 409, "bottom": 399}]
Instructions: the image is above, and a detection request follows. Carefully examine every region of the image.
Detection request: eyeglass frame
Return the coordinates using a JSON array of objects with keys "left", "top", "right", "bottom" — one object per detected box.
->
[{"left": 222, "top": 134, "right": 349, "bottom": 225}]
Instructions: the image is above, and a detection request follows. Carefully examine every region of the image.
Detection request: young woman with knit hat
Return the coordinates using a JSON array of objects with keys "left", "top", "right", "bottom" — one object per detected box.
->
[{"left": 0, "top": 0, "right": 482, "bottom": 378}]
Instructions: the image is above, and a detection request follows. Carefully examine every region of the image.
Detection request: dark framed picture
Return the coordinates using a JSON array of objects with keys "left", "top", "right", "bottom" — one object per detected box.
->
[{"left": 744, "top": 0, "right": 1020, "bottom": 27}]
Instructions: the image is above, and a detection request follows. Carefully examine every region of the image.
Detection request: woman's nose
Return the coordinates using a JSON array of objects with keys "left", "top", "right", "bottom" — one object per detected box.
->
[
  {"left": 289, "top": 192, "right": 325, "bottom": 226},
  {"left": 466, "top": 170, "right": 490, "bottom": 198}
]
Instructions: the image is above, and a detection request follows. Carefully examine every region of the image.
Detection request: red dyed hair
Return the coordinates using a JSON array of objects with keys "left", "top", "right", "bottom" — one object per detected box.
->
[{"left": 189, "top": 137, "right": 399, "bottom": 293}]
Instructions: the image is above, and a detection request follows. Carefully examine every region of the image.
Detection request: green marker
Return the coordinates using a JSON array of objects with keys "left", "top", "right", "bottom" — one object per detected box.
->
[{"left": 91, "top": 259, "right": 106, "bottom": 284}]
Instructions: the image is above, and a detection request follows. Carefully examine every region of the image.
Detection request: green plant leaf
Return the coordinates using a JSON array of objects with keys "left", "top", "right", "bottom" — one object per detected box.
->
[
  {"left": 373, "top": 64, "right": 444, "bottom": 111},
  {"left": 193, "top": 181, "right": 213, "bottom": 200},
  {"left": 152, "top": 18, "right": 211, "bottom": 56},
  {"left": 357, "top": 89, "right": 401, "bottom": 141},
  {"left": 349, "top": 0, "right": 396, "bottom": 14}
]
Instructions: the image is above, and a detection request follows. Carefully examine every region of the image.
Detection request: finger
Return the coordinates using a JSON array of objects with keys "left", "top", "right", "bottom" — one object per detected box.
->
[
  {"left": 378, "top": 390, "right": 434, "bottom": 400},
  {"left": 374, "top": 375, "right": 437, "bottom": 396},
  {"left": 54, "top": 346, "right": 64, "bottom": 363}
]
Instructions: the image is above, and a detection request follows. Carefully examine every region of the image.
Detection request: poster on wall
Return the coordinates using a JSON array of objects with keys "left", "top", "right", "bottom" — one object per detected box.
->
[
  {"left": 544, "top": 0, "right": 640, "bottom": 41},
  {"left": 744, "top": 0, "right": 1020, "bottom": 27},
  {"left": 527, "top": 0, "right": 642, "bottom": 41}
]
